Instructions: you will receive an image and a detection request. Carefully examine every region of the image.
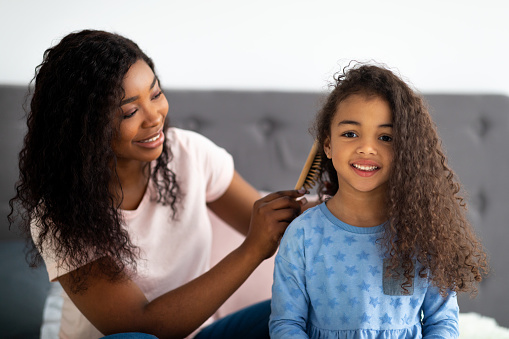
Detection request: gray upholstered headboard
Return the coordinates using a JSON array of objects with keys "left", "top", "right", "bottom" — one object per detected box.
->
[
  {"left": 1, "top": 85, "right": 508, "bottom": 332},
  {"left": 168, "top": 90, "right": 509, "bottom": 328}
]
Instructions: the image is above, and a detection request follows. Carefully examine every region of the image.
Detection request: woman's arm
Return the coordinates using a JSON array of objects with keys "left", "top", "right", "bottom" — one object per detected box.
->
[
  {"left": 59, "top": 188, "right": 305, "bottom": 338},
  {"left": 206, "top": 171, "right": 262, "bottom": 236},
  {"left": 207, "top": 171, "right": 309, "bottom": 236}
]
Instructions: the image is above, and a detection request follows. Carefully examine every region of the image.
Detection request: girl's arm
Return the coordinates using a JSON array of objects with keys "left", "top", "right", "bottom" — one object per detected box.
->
[
  {"left": 58, "top": 188, "right": 305, "bottom": 338},
  {"left": 269, "top": 224, "right": 310, "bottom": 338},
  {"left": 421, "top": 286, "right": 460, "bottom": 338}
]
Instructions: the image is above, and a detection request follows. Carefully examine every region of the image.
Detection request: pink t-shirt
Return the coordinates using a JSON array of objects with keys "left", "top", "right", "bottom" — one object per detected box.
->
[{"left": 34, "top": 128, "right": 234, "bottom": 338}]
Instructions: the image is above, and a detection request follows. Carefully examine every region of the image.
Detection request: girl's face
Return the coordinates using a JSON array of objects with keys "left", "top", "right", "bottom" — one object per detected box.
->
[
  {"left": 112, "top": 60, "right": 169, "bottom": 165},
  {"left": 324, "top": 94, "right": 393, "bottom": 196}
]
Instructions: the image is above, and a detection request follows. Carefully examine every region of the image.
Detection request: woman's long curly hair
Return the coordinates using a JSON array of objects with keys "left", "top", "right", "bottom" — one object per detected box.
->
[
  {"left": 9, "top": 30, "right": 180, "bottom": 292},
  {"left": 313, "top": 63, "right": 489, "bottom": 295}
]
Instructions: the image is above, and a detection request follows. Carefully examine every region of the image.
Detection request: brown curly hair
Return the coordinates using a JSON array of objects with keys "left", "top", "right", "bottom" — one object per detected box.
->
[
  {"left": 9, "top": 30, "right": 180, "bottom": 292},
  {"left": 312, "top": 63, "right": 489, "bottom": 296}
]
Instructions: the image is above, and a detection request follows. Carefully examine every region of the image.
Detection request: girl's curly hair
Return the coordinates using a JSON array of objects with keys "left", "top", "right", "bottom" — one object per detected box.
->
[
  {"left": 313, "top": 63, "right": 489, "bottom": 296},
  {"left": 9, "top": 30, "right": 180, "bottom": 292}
]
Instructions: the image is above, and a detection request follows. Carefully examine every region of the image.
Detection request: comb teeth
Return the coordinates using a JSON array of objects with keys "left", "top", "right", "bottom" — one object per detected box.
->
[{"left": 295, "top": 142, "right": 322, "bottom": 190}]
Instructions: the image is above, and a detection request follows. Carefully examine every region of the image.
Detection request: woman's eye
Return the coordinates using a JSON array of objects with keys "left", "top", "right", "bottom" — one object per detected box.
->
[
  {"left": 342, "top": 131, "right": 357, "bottom": 138},
  {"left": 379, "top": 135, "right": 393, "bottom": 142},
  {"left": 153, "top": 90, "right": 163, "bottom": 100},
  {"left": 123, "top": 109, "right": 137, "bottom": 119}
]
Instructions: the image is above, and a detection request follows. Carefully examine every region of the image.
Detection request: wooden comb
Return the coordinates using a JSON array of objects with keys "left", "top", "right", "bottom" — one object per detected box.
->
[{"left": 294, "top": 141, "right": 321, "bottom": 190}]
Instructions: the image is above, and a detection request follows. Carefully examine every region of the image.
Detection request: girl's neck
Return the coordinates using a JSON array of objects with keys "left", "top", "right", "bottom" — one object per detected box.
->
[
  {"left": 326, "top": 188, "right": 388, "bottom": 227},
  {"left": 111, "top": 160, "right": 151, "bottom": 210}
]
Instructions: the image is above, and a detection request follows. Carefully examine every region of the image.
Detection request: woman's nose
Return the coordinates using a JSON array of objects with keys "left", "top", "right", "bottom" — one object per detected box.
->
[{"left": 143, "top": 103, "right": 164, "bottom": 127}]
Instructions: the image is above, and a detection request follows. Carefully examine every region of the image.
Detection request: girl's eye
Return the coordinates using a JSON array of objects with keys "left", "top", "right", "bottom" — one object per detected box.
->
[
  {"left": 123, "top": 109, "right": 137, "bottom": 119},
  {"left": 342, "top": 131, "right": 358, "bottom": 138},
  {"left": 379, "top": 135, "right": 393, "bottom": 142}
]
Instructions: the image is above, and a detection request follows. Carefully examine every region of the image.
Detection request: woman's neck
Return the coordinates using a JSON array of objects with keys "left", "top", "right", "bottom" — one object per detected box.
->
[
  {"left": 111, "top": 160, "right": 151, "bottom": 210},
  {"left": 326, "top": 188, "right": 388, "bottom": 227}
]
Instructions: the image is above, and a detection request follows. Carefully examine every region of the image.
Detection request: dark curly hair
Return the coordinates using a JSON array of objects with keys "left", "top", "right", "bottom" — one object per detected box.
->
[
  {"left": 9, "top": 30, "right": 180, "bottom": 292},
  {"left": 313, "top": 63, "right": 488, "bottom": 296}
]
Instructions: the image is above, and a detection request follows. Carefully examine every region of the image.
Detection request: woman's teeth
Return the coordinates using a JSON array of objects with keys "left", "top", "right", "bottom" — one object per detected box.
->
[
  {"left": 352, "top": 164, "right": 379, "bottom": 171},
  {"left": 139, "top": 133, "right": 161, "bottom": 143}
]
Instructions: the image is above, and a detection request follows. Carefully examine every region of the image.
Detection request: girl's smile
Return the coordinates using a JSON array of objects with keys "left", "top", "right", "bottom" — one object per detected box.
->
[
  {"left": 324, "top": 93, "right": 393, "bottom": 195},
  {"left": 350, "top": 159, "right": 381, "bottom": 177}
]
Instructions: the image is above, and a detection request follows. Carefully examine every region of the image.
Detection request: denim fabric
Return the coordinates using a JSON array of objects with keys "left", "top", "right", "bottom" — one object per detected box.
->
[
  {"left": 99, "top": 300, "right": 270, "bottom": 339},
  {"left": 194, "top": 300, "right": 271, "bottom": 339},
  {"left": 101, "top": 333, "right": 158, "bottom": 339}
]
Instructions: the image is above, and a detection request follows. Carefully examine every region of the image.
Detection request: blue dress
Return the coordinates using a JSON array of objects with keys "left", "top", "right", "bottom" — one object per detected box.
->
[{"left": 269, "top": 203, "right": 459, "bottom": 338}]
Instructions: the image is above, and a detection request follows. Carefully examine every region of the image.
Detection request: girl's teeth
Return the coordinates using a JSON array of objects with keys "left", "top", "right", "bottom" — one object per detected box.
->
[
  {"left": 352, "top": 164, "right": 378, "bottom": 171},
  {"left": 139, "top": 133, "right": 160, "bottom": 143}
]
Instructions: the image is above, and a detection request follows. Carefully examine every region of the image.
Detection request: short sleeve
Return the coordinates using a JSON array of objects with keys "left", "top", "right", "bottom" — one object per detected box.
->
[{"left": 170, "top": 128, "right": 234, "bottom": 203}]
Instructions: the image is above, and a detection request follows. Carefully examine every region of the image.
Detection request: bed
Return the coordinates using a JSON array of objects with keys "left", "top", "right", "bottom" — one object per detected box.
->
[{"left": 1, "top": 85, "right": 508, "bottom": 338}]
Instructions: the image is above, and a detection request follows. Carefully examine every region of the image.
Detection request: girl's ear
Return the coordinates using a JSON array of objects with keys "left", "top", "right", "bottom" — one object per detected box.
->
[{"left": 324, "top": 137, "right": 332, "bottom": 159}]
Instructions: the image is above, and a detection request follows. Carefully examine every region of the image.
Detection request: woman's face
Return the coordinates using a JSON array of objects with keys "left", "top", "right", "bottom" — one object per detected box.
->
[
  {"left": 324, "top": 94, "right": 394, "bottom": 196},
  {"left": 112, "top": 59, "right": 169, "bottom": 165}
]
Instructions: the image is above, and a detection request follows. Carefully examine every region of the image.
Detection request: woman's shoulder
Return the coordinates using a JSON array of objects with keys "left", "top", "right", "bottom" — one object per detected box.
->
[{"left": 167, "top": 127, "right": 212, "bottom": 144}]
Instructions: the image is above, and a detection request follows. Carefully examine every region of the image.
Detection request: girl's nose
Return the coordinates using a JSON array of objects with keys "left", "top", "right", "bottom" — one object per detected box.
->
[{"left": 357, "top": 138, "right": 377, "bottom": 155}]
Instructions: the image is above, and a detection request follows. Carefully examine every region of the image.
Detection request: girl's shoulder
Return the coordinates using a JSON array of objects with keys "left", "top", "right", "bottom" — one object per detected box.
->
[{"left": 286, "top": 202, "right": 325, "bottom": 231}]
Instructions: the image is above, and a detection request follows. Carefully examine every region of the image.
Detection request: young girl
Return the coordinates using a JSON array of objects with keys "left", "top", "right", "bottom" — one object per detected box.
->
[
  {"left": 269, "top": 64, "right": 489, "bottom": 338},
  {"left": 9, "top": 29, "right": 307, "bottom": 339}
]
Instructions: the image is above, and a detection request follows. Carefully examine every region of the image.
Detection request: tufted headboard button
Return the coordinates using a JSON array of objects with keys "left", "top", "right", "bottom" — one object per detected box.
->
[
  {"left": 471, "top": 114, "right": 492, "bottom": 139},
  {"left": 257, "top": 117, "right": 280, "bottom": 137}
]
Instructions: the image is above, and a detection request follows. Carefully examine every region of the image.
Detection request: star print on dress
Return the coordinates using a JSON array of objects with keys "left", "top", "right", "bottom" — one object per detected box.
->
[
  {"left": 345, "top": 265, "right": 359, "bottom": 276},
  {"left": 325, "top": 266, "right": 335, "bottom": 277},
  {"left": 312, "top": 298, "right": 323, "bottom": 308},
  {"left": 340, "top": 314, "right": 350, "bottom": 324},
  {"left": 334, "top": 250, "right": 346, "bottom": 262},
  {"left": 336, "top": 283, "right": 347, "bottom": 293},
  {"left": 368, "top": 265, "right": 381, "bottom": 276},
  {"left": 360, "top": 312, "right": 372, "bottom": 324},
  {"left": 295, "top": 228, "right": 305, "bottom": 238},
  {"left": 290, "top": 288, "right": 302, "bottom": 299},
  {"left": 312, "top": 225, "right": 325, "bottom": 235},
  {"left": 304, "top": 238, "right": 313, "bottom": 248},
  {"left": 359, "top": 281, "right": 371, "bottom": 292},
  {"left": 314, "top": 254, "right": 325, "bottom": 263},
  {"left": 344, "top": 235, "right": 357, "bottom": 246},
  {"left": 328, "top": 298, "right": 339, "bottom": 309},
  {"left": 409, "top": 297, "right": 420, "bottom": 309},
  {"left": 349, "top": 297, "right": 360, "bottom": 306},
  {"left": 380, "top": 313, "right": 392, "bottom": 324},
  {"left": 357, "top": 250, "right": 370, "bottom": 261},
  {"left": 322, "top": 236, "right": 333, "bottom": 246},
  {"left": 369, "top": 296, "right": 381, "bottom": 308},
  {"left": 390, "top": 298, "right": 403, "bottom": 309}
]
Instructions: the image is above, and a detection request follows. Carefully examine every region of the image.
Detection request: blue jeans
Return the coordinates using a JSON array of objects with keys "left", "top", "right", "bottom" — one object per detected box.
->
[
  {"left": 194, "top": 299, "right": 270, "bottom": 339},
  {"left": 100, "top": 299, "right": 270, "bottom": 339}
]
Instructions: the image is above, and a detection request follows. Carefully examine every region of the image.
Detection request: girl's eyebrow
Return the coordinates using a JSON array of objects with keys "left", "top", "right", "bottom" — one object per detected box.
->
[
  {"left": 120, "top": 76, "right": 158, "bottom": 106},
  {"left": 338, "top": 120, "right": 393, "bottom": 128}
]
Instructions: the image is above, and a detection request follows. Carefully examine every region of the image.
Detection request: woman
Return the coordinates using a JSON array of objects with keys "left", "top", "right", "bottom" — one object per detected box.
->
[{"left": 9, "top": 29, "right": 306, "bottom": 338}]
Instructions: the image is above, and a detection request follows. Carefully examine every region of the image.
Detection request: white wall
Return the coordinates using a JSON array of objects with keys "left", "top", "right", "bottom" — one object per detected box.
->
[{"left": 0, "top": 0, "right": 508, "bottom": 94}]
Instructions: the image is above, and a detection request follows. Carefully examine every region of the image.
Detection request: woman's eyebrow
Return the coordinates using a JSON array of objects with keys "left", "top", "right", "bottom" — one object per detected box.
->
[{"left": 120, "top": 76, "right": 157, "bottom": 106}]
